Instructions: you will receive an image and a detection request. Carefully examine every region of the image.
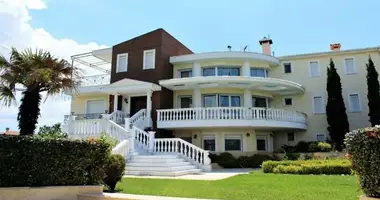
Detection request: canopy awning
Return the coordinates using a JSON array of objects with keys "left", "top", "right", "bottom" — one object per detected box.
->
[{"left": 71, "top": 48, "right": 112, "bottom": 74}]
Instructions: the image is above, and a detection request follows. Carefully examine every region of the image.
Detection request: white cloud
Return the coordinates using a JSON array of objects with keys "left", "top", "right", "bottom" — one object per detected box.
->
[{"left": 0, "top": 0, "right": 108, "bottom": 131}]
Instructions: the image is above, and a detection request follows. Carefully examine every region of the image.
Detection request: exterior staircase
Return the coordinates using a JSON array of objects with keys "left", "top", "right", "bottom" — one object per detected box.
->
[{"left": 66, "top": 109, "right": 211, "bottom": 176}]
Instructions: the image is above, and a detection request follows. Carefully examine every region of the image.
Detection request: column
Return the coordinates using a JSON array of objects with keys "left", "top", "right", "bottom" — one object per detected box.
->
[
  {"left": 113, "top": 93, "right": 118, "bottom": 112},
  {"left": 193, "top": 62, "right": 201, "bottom": 77},
  {"left": 146, "top": 90, "right": 152, "bottom": 120},
  {"left": 148, "top": 131, "right": 155, "bottom": 153},
  {"left": 244, "top": 89, "right": 252, "bottom": 107},
  {"left": 242, "top": 61, "right": 250, "bottom": 76},
  {"left": 193, "top": 88, "right": 201, "bottom": 107}
]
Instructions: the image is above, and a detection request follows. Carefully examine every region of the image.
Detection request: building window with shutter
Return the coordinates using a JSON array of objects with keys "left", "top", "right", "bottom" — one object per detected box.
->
[
  {"left": 313, "top": 96, "right": 324, "bottom": 114},
  {"left": 344, "top": 58, "right": 356, "bottom": 74},
  {"left": 283, "top": 63, "right": 292, "bottom": 73},
  {"left": 349, "top": 93, "right": 361, "bottom": 112},
  {"left": 143, "top": 49, "right": 156, "bottom": 69},
  {"left": 116, "top": 53, "right": 128, "bottom": 73},
  {"left": 309, "top": 61, "right": 321, "bottom": 77}
]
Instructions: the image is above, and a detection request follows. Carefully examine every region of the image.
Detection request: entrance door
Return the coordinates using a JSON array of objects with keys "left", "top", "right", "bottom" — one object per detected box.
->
[{"left": 130, "top": 96, "right": 147, "bottom": 116}]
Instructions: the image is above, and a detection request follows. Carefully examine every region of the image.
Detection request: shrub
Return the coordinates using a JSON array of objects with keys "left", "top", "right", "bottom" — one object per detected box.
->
[
  {"left": 281, "top": 141, "right": 333, "bottom": 153},
  {"left": 217, "top": 152, "right": 240, "bottom": 168},
  {"left": 262, "top": 159, "right": 351, "bottom": 175},
  {"left": 316, "top": 142, "right": 332, "bottom": 152},
  {"left": 0, "top": 135, "right": 110, "bottom": 187},
  {"left": 37, "top": 123, "right": 68, "bottom": 139},
  {"left": 345, "top": 126, "right": 380, "bottom": 197},
  {"left": 246, "top": 154, "right": 274, "bottom": 168},
  {"left": 208, "top": 153, "right": 220, "bottom": 163},
  {"left": 284, "top": 152, "right": 300, "bottom": 160},
  {"left": 104, "top": 154, "right": 126, "bottom": 191},
  {"left": 99, "top": 132, "right": 118, "bottom": 151}
]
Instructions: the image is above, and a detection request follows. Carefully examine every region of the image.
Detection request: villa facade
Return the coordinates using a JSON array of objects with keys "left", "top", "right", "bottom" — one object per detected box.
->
[{"left": 65, "top": 29, "right": 379, "bottom": 160}]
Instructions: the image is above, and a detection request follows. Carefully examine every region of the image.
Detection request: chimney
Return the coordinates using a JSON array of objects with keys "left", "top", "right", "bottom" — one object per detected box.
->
[
  {"left": 330, "top": 43, "right": 341, "bottom": 51},
  {"left": 5, "top": 128, "right": 9, "bottom": 132},
  {"left": 259, "top": 37, "right": 273, "bottom": 55}
]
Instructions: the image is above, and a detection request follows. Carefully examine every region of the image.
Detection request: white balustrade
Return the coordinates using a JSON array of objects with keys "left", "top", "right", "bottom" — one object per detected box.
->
[
  {"left": 129, "top": 109, "right": 147, "bottom": 125},
  {"left": 109, "top": 111, "right": 128, "bottom": 124},
  {"left": 154, "top": 138, "right": 211, "bottom": 171},
  {"left": 106, "top": 120, "right": 131, "bottom": 141},
  {"left": 70, "top": 119, "right": 104, "bottom": 139},
  {"left": 157, "top": 107, "right": 307, "bottom": 124},
  {"left": 132, "top": 126, "right": 150, "bottom": 150},
  {"left": 112, "top": 139, "right": 130, "bottom": 159}
]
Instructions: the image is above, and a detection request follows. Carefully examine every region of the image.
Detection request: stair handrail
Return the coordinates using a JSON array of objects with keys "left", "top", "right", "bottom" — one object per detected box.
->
[
  {"left": 112, "top": 139, "right": 130, "bottom": 159},
  {"left": 132, "top": 126, "right": 152, "bottom": 151},
  {"left": 109, "top": 111, "right": 129, "bottom": 124},
  {"left": 105, "top": 119, "right": 131, "bottom": 141},
  {"left": 154, "top": 138, "right": 211, "bottom": 171},
  {"left": 129, "top": 109, "right": 147, "bottom": 125}
]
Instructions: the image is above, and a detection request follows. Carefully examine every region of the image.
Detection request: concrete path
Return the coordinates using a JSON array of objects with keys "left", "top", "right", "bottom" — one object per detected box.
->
[
  {"left": 123, "top": 168, "right": 253, "bottom": 180},
  {"left": 79, "top": 193, "right": 216, "bottom": 200}
]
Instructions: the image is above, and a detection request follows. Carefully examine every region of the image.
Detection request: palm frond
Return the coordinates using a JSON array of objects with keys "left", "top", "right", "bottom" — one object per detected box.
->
[{"left": 0, "top": 83, "right": 16, "bottom": 107}]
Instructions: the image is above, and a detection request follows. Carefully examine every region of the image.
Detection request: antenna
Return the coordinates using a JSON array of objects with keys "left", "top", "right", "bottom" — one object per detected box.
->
[
  {"left": 227, "top": 45, "right": 232, "bottom": 51},
  {"left": 243, "top": 46, "right": 248, "bottom": 52}
]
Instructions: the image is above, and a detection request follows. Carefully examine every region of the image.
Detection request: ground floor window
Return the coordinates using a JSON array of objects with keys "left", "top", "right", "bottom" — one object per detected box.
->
[
  {"left": 316, "top": 133, "right": 326, "bottom": 141},
  {"left": 287, "top": 132, "right": 295, "bottom": 142},
  {"left": 202, "top": 135, "right": 216, "bottom": 151},
  {"left": 256, "top": 136, "right": 267, "bottom": 151},
  {"left": 224, "top": 135, "right": 242, "bottom": 151},
  {"left": 86, "top": 99, "right": 105, "bottom": 114}
]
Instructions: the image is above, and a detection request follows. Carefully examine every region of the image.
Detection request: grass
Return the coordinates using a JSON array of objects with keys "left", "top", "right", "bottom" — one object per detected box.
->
[{"left": 117, "top": 171, "right": 361, "bottom": 200}]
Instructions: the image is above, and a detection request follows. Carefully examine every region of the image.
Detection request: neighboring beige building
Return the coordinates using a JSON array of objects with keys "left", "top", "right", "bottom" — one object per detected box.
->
[{"left": 65, "top": 29, "right": 380, "bottom": 157}]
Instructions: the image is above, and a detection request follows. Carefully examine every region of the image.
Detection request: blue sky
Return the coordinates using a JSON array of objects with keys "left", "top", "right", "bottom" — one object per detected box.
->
[
  {"left": 30, "top": 0, "right": 380, "bottom": 55},
  {"left": 1, "top": 0, "right": 380, "bottom": 132}
]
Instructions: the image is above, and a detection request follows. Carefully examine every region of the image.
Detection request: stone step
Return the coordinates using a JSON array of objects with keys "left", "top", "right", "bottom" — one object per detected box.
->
[
  {"left": 126, "top": 161, "right": 190, "bottom": 167},
  {"left": 130, "top": 157, "right": 185, "bottom": 163},
  {"left": 126, "top": 165, "right": 196, "bottom": 172},
  {"left": 125, "top": 168, "right": 202, "bottom": 176},
  {"left": 132, "top": 155, "right": 179, "bottom": 159}
]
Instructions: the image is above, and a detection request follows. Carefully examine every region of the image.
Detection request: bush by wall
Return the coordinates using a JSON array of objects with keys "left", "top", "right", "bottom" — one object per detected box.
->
[
  {"left": 262, "top": 159, "right": 351, "bottom": 175},
  {"left": 0, "top": 135, "right": 110, "bottom": 187},
  {"left": 104, "top": 154, "right": 126, "bottom": 191},
  {"left": 345, "top": 126, "right": 380, "bottom": 197},
  {"left": 281, "top": 141, "right": 332, "bottom": 153},
  {"left": 209, "top": 153, "right": 276, "bottom": 168}
]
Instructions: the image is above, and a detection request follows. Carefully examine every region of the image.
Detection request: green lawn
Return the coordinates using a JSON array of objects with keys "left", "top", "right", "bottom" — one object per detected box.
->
[{"left": 117, "top": 171, "right": 361, "bottom": 200}]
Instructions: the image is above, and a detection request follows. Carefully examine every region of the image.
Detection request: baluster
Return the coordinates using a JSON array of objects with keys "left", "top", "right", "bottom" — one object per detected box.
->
[{"left": 194, "top": 149, "right": 198, "bottom": 162}]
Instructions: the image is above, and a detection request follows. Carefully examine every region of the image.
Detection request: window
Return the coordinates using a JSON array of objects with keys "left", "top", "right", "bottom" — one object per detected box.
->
[
  {"left": 283, "top": 63, "right": 292, "bottom": 73},
  {"left": 218, "top": 67, "right": 240, "bottom": 76},
  {"left": 202, "top": 67, "right": 216, "bottom": 76},
  {"left": 283, "top": 97, "right": 293, "bottom": 106},
  {"left": 143, "top": 49, "right": 155, "bottom": 69},
  {"left": 179, "top": 96, "right": 192, "bottom": 108},
  {"left": 252, "top": 96, "right": 269, "bottom": 108},
  {"left": 202, "top": 66, "right": 240, "bottom": 76},
  {"left": 313, "top": 96, "right": 324, "bottom": 114},
  {"left": 179, "top": 69, "right": 192, "bottom": 78},
  {"left": 250, "top": 68, "right": 268, "bottom": 77},
  {"left": 316, "top": 133, "right": 326, "bottom": 142},
  {"left": 345, "top": 58, "right": 356, "bottom": 74},
  {"left": 203, "top": 94, "right": 241, "bottom": 107},
  {"left": 309, "top": 61, "right": 320, "bottom": 77},
  {"left": 256, "top": 136, "right": 267, "bottom": 151},
  {"left": 86, "top": 100, "right": 105, "bottom": 114},
  {"left": 224, "top": 135, "right": 242, "bottom": 151},
  {"left": 287, "top": 132, "right": 295, "bottom": 142},
  {"left": 349, "top": 93, "right": 361, "bottom": 112},
  {"left": 116, "top": 53, "right": 128, "bottom": 73},
  {"left": 203, "top": 136, "right": 215, "bottom": 151}
]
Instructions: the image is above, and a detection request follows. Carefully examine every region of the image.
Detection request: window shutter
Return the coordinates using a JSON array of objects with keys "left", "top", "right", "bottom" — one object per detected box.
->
[
  {"left": 117, "top": 95, "right": 123, "bottom": 111},
  {"left": 109, "top": 95, "right": 114, "bottom": 113}
]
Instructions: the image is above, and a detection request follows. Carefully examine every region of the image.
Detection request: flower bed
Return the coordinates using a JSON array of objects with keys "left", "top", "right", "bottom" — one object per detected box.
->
[{"left": 262, "top": 159, "right": 351, "bottom": 175}]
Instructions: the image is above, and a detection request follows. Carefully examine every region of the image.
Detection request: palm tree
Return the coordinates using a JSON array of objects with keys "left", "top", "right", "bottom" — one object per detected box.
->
[{"left": 0, "top": 48, "right": 79, "bottom": 135}]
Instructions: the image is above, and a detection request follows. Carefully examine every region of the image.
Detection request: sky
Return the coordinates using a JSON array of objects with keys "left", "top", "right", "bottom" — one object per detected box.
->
[{"left": 1, "top": 0, "right": 380, "bottom": 131}]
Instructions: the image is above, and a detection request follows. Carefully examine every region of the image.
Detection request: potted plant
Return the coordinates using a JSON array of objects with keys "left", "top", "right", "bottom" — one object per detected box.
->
[{"left": 345, "top": 126, "right": 380, "bottom": 199}]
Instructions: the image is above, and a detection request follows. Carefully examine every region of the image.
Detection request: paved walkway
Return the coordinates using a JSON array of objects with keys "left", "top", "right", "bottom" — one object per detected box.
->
[
  {"left": 124, "top": 168, "right": 253, "bottom": 180},
  {"left": 95, "top": 193, "right": 217, "bottom": 200}
]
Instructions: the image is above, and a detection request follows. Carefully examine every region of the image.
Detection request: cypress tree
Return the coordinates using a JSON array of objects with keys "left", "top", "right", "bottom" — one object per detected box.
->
[
  {"left": 326, "top": 59, "right": 350, "bottom": 150},
  {"left": 366, "top": 57, "right": 380, "bottom": 126}
]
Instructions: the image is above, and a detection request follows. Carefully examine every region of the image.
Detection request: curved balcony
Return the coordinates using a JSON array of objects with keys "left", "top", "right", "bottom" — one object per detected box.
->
[{"left": 157, "top": 107, "right": 307, "bottom": 130}]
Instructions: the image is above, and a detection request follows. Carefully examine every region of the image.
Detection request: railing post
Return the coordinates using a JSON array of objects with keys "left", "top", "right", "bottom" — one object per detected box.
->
[
  {"left": 101, "top": 114, "right": 110, "bottom": 133},
  {"left": 124, "top": 118, "right": 131, "bottom": 131},
  {"left": 148, "top": 131, "right": 156, "bottom": 153},
  {"left": 203, "top": 151, "right": 212, "bottom": 172},
  {"left": 129, "top": 127, "right": 135, "bottom": 153},
  {"left": 68, "top": 115, "right": 76, "bottom": 135}
]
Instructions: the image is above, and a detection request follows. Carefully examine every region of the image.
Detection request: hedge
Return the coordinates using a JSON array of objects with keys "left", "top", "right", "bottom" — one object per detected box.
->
[
  {"left": 262, "top": 159, "right": 351, "bottom": 175},
  {"left": 210, "top": 153, "right": 276, "bottom": 168},
  {"left": 345, "top": 126, "right": 380, "bottom": 197},
  {"left": 0, "top": 135, "right": 110, "bottom": 187},
  {"left": 281, "top": 141, "right": 332, "bottom": 153}
]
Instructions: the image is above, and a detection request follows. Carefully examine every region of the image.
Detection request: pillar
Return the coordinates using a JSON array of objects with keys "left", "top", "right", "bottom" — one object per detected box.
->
[
  {"left": 242, "top": 61, "right": 250, "bottom": 76},
  {"left": 148, "top": 131, "right": 155, "bottom": 153},
  {"left": 113, "top": 93, "right": 118, "bottom": 112},
  {"left": 193, "top": 62, "right": 201, "bottom": 77},
  {"left": 193, "top": 88, "right": 201, "bottom": 107},
  {"left": 244, "top": 89, "right": 252, "bottom": 107},
  {"left": 146, "top": 90, "right": 152, "bottom": 124}
]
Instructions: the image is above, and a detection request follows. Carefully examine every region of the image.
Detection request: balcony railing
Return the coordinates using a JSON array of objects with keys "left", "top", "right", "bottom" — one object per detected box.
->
[
  {"left": 76, "top": 74, "right": 110, "bottom": 87},
  {"left": 157, "top": 107, "right": 307, "bottom": 129}
]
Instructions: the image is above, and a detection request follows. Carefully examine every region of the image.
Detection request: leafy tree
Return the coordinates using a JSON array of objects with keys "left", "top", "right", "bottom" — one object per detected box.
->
[
  {"left": 0, "top": 48, "right": 79, "bottom": 135},
  {"left": 366, "top": 57, "right": 380, "bottom": 126},
  {"left": 326, "top": 59, "right": 349, "bottom": 150},
  {"left": 37, "top": 123, "right": 68, "bottom": 139}
]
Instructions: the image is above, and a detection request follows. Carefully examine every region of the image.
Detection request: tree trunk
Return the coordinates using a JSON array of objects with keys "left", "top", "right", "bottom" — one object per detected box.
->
[{"left": 17, "top": 88, "right": 41, "bottom": 135}]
